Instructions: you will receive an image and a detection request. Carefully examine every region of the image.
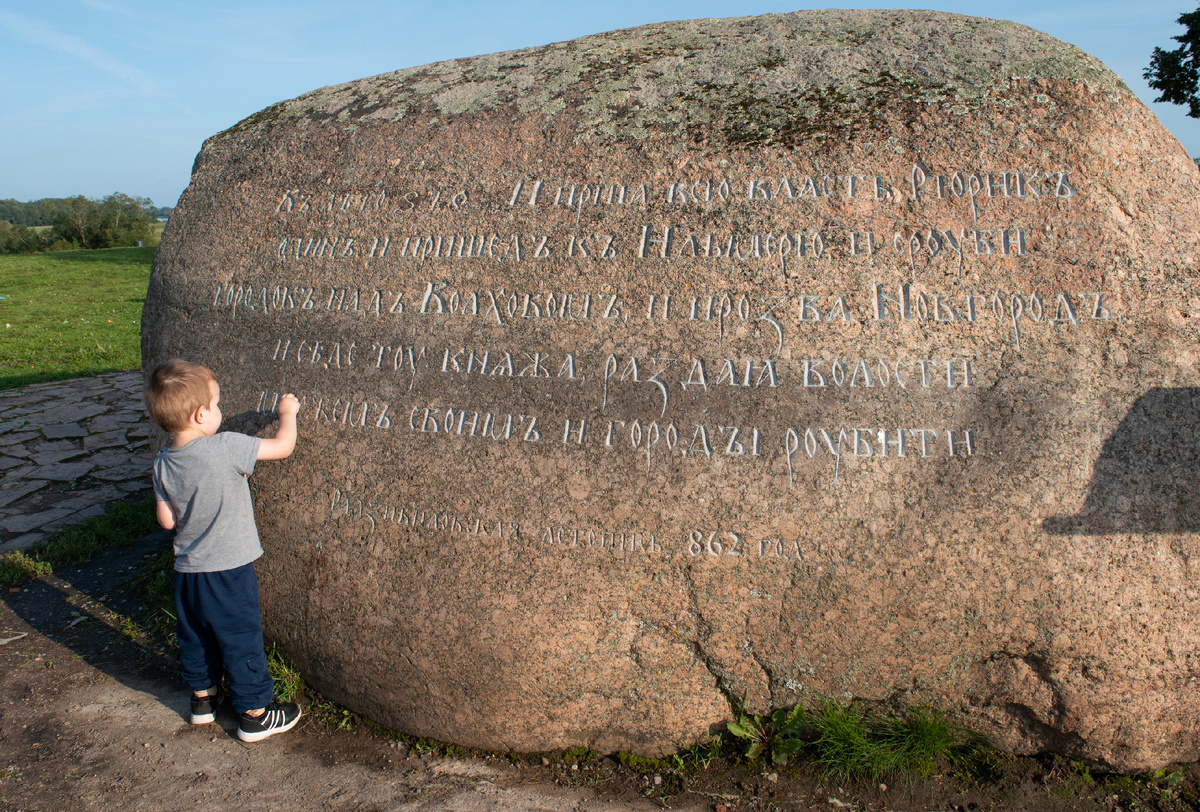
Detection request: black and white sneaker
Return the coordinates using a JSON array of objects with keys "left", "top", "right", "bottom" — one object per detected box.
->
[
  {"left": 190, "top": 685, "right": 225, "bottom": 724},
  {"left": 237, "top": 700, "right": 302, "bottom": 742}
]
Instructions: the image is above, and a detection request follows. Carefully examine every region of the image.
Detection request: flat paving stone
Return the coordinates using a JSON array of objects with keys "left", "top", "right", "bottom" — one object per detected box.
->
[
  {"left": 0, "top": 457, "right": 30, "bottom": 471},
  {"left": 2, "top": 406, "right": 47, "bottom": 417},
  {"left": 87, "top": 414, "right": 143, "bottom": 433},
  {"left": 26, "top": 383, "right": 81, "bottom": 396},
  {"left": 54, "top": 487, "right": 123, "bottom": 509},
  {"left": 42, "top": 422, "right": 88, "bottom": 439},
  {"left": 31, "top": 440, "right": 80, "bottom": 453},
  {"left": 31, "top": 450, "right": 88, "bottom": 466},
  {"left": 36, "top": 402, "right": 110, "bottom": 424},
  {"left": 0, "top": 481, "right": 49, "bottom": 508},
  {"left": 0, "top": 419, "right": 27, "bottom": 434},
  {"left": 42, "top": 504, "right": 107, "bottom": 531},
  {"left": 25, "top": 462, "right": 95, "bottom": 481},
  {"left": 1, "top": 508, "right": 74, "bottom": 534},
  {"left": 0, "top": 531, "right": 46, "bottom": 554},
  {"left": 92, "top": 462, "right": 149, "bottom": 482},
  {"left": 87, "top": 450, "right": 133, "bottom": 468},
  {"left": 40, "top": 391, "right": 86, "bottom": 404},
  {"left": 83, "top": 430, "right": 128, "bottom": 450},
  {"left": 0, "top": 432, "right": 40, "bottom": 447},
  {"left": 3, "top": 446, "right": 31, "bottom": 459},
  {"left": 127, "top": 425, "right": 151, "bottom": 438},
  {"left": 116, "top": 480, "right": 151, "bottom": 492},
  {"left": 10, "top": 391, "right": 57, "bottom": 402},
  {"left": 73, "top": 377, "right": 115, "bottom": 390}
]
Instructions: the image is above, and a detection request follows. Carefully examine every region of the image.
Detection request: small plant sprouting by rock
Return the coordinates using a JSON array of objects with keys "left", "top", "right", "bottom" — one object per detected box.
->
[
  {"left": 727, "top": 697, "right": 994, "bottom": 781},
  {"left": 727, "top": 698, "right": 806, "bottom": 765},
  {"left": 266, "top": 643, "right": 305, "bottom": 702},
  {"left": 670, "top": 738, "right": 723, "bottom": 772},
  {"left": 617, "top": 751, "right": 668, "bottom": 773},
  {"left": 561, "top": 746, "right": 597, "bottom": 765}
]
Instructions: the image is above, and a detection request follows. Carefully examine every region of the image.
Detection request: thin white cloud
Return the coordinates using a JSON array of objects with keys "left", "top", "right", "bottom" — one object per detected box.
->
[{"left": 0, "top": 10, "right": 167, "bottom": 97}]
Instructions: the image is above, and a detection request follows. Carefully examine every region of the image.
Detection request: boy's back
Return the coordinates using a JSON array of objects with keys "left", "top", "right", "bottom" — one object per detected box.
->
[{"left": 153, "top": 432, "right": 262, "bottom": 572}]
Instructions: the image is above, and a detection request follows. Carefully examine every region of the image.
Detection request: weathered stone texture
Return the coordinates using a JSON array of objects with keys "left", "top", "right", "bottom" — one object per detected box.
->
[{"left": 142, "top": 11, "right": 1200, "bottom": 771}]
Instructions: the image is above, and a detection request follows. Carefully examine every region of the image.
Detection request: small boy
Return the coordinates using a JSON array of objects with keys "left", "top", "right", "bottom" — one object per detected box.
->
[{"left": 145, "top": 358, "right": 302, "bottom": 742}]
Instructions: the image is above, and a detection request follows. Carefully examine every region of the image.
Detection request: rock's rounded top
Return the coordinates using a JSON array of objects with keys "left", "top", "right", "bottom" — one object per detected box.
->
[{"left": 224, "top": 9, "right": 1125, "bottom": 143}]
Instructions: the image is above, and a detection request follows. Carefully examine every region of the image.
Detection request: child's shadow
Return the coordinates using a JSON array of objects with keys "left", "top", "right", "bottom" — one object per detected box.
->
[{"left": 223, "top": 410, "right": 277, "bottom": 438}]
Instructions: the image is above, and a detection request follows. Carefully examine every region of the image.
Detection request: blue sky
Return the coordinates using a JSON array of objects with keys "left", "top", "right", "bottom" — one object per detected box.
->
[{"left": 2, "top": 0, "right": 1197, "bottom": 208}]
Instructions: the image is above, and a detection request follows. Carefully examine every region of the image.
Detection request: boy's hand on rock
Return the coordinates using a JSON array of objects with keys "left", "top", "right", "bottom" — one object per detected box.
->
[{"left": 277, "top": 393, "right": 300, "bottom": 416}]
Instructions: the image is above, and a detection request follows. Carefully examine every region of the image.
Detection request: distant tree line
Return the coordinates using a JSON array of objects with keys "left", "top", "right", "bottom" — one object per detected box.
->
[
  {"left": 0, "top": 198, "right": 62, "bottom": 226},
  {"left": 0, "top": 194, "right": 172, "bottom": 255}
]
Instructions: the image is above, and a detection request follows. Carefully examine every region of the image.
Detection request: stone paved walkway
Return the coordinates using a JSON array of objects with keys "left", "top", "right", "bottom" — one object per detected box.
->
[{"left": 0, "top": 371, "right": 152, "bottom": 554}]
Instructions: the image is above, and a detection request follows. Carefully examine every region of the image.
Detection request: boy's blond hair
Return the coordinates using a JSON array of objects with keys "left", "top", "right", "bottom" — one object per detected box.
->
[{"left": 145, "top": 359, "right": 216, "bottom": 434}]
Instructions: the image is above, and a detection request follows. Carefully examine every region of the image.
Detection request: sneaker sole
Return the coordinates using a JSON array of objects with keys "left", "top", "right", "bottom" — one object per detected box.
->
[
  {"left": 190, "top": 711, "right": 217, "bottom": 724},
  {"left": 237, "top": 707, "right": 302, "bottom": 742}
]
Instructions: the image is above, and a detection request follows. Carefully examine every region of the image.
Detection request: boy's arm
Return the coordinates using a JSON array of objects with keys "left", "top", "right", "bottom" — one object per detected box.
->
[
  {"left": 156, "top": 498, "right": 177, "bottom": 530},
  {"left": 258, "top": 393, "right": 300, "bottom": 461}
]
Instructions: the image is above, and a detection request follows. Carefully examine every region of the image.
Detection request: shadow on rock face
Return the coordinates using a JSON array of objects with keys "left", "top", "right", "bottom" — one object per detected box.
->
[
  {"left": 222, "top": 409, "right": 277, "bottom": 438},
  {"left": 1044, "top": 388, "right": 1200, "bottom": 535}
]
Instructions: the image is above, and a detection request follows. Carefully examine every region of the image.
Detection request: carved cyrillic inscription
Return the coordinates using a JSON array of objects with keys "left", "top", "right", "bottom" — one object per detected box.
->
[
  {"left": 685, "top": 531, "right": 818, "bottom": 562},
  {"left": 329, "top": 489, "right": 662, "bottom": 560},
  {"left": 257, "top": 388, "right": 977, "bottom": 484},
  {"left": 782, "top": 427, "right": 975, "bottom": 486},
  {"left": 267, "top": 339, "right": 979, "bottom": 407},
  {"left": 271, "top": 338, "right": 356, "bottom": 369},
  {"left": 257, "top": 391, "right": 392, "bottom": 429},
  {"left": 225, "top": 161, "right": 1105, "bottom": 495},
  {"left": 276, "top": 187, "right": 469, "bottom": 215},
  {"left": 409, "top": 405, "right": 542, "bottom": 444},
  {"left": 508, "top": 179, "right": 651, "bottom": 210},
  {"left": 222, "top": 281, "right": 1114, "bottom": 370},
  {"left": 540, "top": 525, "right": 662, "bottom": 555},
  {"left": 507, "top": 166, "right": 1076, "bottom": 210},
  {"left": 329, "top": 489, "right": 517, "bottom": 539},
  {"left": 272, "top": 226, "right": 1033, "bottom": 267}
]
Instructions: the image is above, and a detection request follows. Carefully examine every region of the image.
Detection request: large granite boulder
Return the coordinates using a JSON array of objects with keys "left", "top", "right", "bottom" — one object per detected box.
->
[{"left": 142, "top": 10, "right": 1200, "bottom": 771}]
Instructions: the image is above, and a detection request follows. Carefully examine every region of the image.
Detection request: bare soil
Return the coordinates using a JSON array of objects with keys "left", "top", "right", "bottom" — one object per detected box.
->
[{"left": 2, "top": 532, "right": 1198, "bottom": 812}]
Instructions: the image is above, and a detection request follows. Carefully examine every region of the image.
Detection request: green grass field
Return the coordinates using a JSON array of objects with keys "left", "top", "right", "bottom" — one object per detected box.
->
[{"left": 0, "top": 245, "right": 153, "bottom": 389}]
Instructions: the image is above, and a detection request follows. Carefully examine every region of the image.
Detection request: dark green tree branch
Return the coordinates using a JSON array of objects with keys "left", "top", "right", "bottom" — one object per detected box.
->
[{"left": 1145, "top": 8, "right": 1200, "bottom": 118}]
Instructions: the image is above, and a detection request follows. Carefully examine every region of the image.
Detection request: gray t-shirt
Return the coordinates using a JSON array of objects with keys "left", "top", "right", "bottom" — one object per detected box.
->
[{"left": 153, "top": 432, "right": 263, "bottom": 573}]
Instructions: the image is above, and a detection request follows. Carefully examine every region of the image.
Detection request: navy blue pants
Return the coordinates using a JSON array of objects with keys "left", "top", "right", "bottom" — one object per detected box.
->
[{"left": 175, "top": 563, "right": 274, "bottom": 713}]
